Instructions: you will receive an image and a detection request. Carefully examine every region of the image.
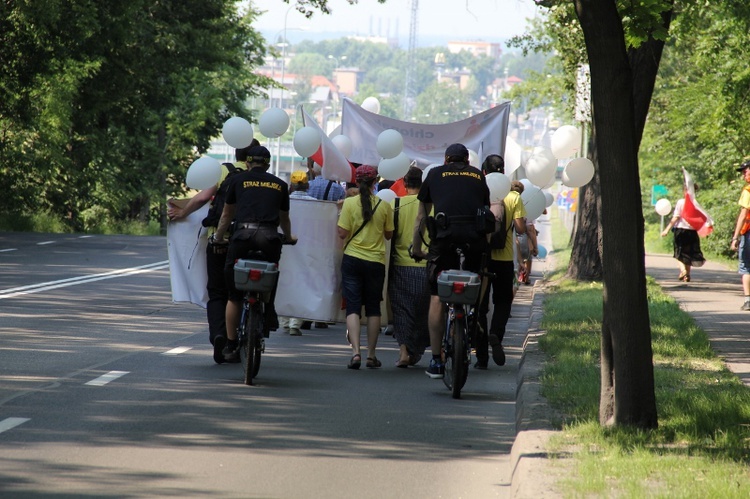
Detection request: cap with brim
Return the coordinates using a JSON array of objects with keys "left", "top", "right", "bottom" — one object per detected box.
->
[{"left": 737, "top": 160, "right": 750, "bottom": 172}]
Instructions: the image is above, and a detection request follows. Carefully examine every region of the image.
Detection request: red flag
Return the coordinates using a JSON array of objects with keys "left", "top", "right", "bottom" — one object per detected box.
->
[{"left": 682, "top": 168, "right": 713, "bottom": 237}]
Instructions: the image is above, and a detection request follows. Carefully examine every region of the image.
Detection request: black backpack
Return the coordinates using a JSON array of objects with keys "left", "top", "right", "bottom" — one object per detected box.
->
[
  {"left": 488, "top": 202, "right": 510, "bottom": 250},
  {"left": 201, "top": 163, "right": 242, "bottom": 228}
]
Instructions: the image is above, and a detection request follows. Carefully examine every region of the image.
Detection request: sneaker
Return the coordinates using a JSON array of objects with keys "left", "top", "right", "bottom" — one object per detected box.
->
[
  {"left": 300, "top": 321, "right": 312, "bottom": 330},
  {"left": 742, "top": 302, "right": 750, "bottom": 311},
  {"left": 222, "top": 343, "right": 240, "bottom": 363},
  {"left": 213, "top": 335, "right": 227, "bottom": 364},
  {"left": 488, "top": 334, "right": 506, "bottom": 366},
  {"left": 314, "top": 322, "right": 329, "bottom": 329},
  {"left": 289, "top": 328, "right": 302, "bottom": 336},
  {"left": 425, "top": 359, "right": 445, "bottom": 379},
  {"left": 383, "top": 325, "right": 394, "bottom": 336}
]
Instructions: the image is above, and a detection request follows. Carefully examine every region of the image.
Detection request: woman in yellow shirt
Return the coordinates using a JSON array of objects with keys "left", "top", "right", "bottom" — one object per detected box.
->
[{"left": 337, "top": 165, "right": 394, "bottom": 369}]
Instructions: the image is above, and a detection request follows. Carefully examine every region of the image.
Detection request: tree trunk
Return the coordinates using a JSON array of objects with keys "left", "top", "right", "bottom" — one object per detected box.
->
[
  {"left": 574, "top": 0, "right": 658, "bottom": 428},
  {"left": 567, "top": 127, "right": 602, "bottom": 281}
]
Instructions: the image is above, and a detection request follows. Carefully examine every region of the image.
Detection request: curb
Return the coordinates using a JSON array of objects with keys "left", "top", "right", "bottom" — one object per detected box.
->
[{"left": 510, "top": 282, "right": 567, "bottom": 498}]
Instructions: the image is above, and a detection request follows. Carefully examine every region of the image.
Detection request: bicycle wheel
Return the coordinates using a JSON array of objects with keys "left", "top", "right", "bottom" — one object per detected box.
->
[
  {"left": 240, "top": 303, "right": 263, "bottom": 385},
  {"left": 442, "top": 317, "right": 455, "bottom": 391},
  {"left": 450, "top": 318, "right": 468, "bottom": 399}
]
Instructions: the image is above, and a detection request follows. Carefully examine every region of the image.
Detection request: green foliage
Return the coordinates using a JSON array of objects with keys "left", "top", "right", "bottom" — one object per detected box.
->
[
  {"left": 0, "top": 0, "right": 271, "bottom": 232},
  {"left": 541, "top": 275, "right": 750, "bottom": 480}
]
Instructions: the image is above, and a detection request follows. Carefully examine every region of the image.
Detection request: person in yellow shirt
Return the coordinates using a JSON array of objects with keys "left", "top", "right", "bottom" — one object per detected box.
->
[
  {"left": 388, "top": 167, "right": 430, "bottom": 367},
  {"left": 337, "top": 165, "right": 394, "bottom": 369},
  {"left": 730, "top": 160, "right": 750, "bottom": 311}
]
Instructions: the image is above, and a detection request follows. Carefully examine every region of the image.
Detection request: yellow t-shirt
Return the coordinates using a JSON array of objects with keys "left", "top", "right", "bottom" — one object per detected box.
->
[
  {"left": 390, "top": 195, "right": 429, "bottom": 267},
  {"left": 490, "top": 191, "right": 527, "bottom": 262},
  {"left": 739, "top": 185, "right": 750, "bottom": 210},
  {"left": 338, "top": 194, "right": 395, "bottom": 264}
]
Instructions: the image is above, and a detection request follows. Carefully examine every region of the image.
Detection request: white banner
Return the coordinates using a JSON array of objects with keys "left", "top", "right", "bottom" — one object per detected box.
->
[
  {"left": 276, "top": 198, "right": 344, "bottom": 321},
  {"left": 167, "top": 204, "right": 209, "bottom": 308},
  {"left": 341, "top": 99, "right": 511, "bottom": 168}
]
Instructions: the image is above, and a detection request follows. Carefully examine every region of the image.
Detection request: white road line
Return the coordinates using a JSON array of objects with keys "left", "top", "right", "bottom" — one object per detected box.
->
[
  {"left": 0, "top": 417, "right": 30, "bottom": 434},
  {"left": 163, "top": 347, "right": 192, "bottom": 355},
  {"left": 37, "top": 241, "right": 54, "bottom": 245},
  {"left": 0, "top": 248, "right": 16, "bottom": 252},
  {"left": 0, "top": 261, "right": 169, "bottom": 299},
  {"left": 85, "top": 371, "right": 129, "bottom": 386}
]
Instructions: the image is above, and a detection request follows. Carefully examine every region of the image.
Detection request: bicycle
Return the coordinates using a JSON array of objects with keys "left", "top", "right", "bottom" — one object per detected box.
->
[
  {"left": 232, "top": 237, "right": 296, "bottom": 386},
  {"left": 411, "top": 243, "right": 489, "bottom": 399}
]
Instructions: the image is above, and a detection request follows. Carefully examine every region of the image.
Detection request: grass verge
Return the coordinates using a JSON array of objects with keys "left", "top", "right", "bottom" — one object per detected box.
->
[{"left": 540, "top": 213, "right": 750, "bottom": 497}]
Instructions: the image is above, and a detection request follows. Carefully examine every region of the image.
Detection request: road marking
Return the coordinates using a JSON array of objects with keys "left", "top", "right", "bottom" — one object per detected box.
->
[
  {"left": 37, "top": 241, "right": 55, "bottom": 245},
  {"left": 0, "top": 417, "right": 30, "bottom": 434},
  {"left": 163, "top": 347, "right": 192, "bottom": 355},
  {"left": 0, "top": 261, "right": 169, "bottom": 299},
  {"left": 0, "top": 248, "right": 16, "bottom": 252},
  {"left": 85, "top": 371, "right": 129, "bottom": 386}
]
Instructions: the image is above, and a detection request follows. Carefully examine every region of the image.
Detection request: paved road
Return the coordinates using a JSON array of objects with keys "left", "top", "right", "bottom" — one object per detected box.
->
[{"left": 0, "top": 231, "right": 549, "bottom": 498}]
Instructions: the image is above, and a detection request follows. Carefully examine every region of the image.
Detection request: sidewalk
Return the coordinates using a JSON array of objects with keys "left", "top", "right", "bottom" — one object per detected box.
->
[
  {"left": 644, "top": 252, "right": 750, "bottom": 385},
  {"left": 509, "top": 250, "right": 750, "bottom": 497}
]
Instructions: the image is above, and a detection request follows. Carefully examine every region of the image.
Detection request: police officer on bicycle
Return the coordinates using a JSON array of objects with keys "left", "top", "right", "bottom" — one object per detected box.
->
[
  {"left": 212, "top": 145, "right": 296, "bottom": 362},
  {"left": 411, "top": 143, "right": 491, "bottom": 379}
]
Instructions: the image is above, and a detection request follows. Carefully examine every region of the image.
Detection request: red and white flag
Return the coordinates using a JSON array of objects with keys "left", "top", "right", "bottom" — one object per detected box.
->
[
  {"left": 681, "top": 168, "right": 713, "bottom": 237},
  {"left": 301, "top": 107, "right": 356, "bottom": 183}
]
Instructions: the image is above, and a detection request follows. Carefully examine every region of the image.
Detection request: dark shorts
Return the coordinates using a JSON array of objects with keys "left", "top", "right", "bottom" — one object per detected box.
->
[
  {"left": 341, "top": 254, "right": 385, "bottom": 317},
  {"left": 225, "top": 227, "right": 282, "bottom": 301},
  {"left": 425, "top": 237, "right": 486, "bottom": 296}
]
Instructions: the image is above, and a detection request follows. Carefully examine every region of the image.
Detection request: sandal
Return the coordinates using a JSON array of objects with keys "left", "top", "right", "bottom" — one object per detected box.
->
[
  {"left": 366, "top": 356, "right": 382, "bottom": 369},
  {"left": 395, "top": 358, "right": 410, "bottom": 368},
  {"left": 347, "top": 354, "right": 361, "bottom": 370}
]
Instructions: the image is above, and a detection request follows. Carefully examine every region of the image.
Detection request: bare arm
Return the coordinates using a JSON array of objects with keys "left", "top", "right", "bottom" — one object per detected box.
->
[
  {"left": 411, "top": 201, "right": 432, "bottom": 256},
  {"left": 337, "top": 226, "right": 349, "bottom": 240},
  {"left": 167, "top": 186, "right": 217, "bottom": 220},
  {"left": 731, "top": 207, "right": 748, "bottom": 251},
  {"left": 384, "top": 230, "right": 393, "bottom": 241},
  {"left": 661, "top": 216, "right": 679, "bottom": 237},
  {"left": 514, "top": 217, "right": 527, "bottom": 235}
]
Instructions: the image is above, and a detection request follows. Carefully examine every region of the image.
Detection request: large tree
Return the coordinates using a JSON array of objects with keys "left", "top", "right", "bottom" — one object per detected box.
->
[{"left": 0, "top": 1, "right": 271, "bottom": 231}]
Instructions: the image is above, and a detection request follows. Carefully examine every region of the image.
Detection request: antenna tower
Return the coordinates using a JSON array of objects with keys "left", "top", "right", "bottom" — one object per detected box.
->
[{"left": 402, "top": 0, "right": 418, "bottom": 120}]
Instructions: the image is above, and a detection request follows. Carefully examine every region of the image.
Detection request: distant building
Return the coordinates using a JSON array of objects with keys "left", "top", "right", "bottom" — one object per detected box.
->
[
  {"left": 447, "top": 40, "right": 502, "bottom": 59},
  {"left": 347, "top": 34, "right": 398, "bottom": 48},
  {"left": 333, "top": 68, "right": 365, "bottom": 96}
]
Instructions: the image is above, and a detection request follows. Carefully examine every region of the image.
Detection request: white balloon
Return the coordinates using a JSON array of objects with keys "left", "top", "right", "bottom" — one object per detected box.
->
[
  {"left": 331, "top": 134, "right": 353, "bottom": 159},
  {"left": 376, "top": 129, "right": 404, "bottom": 159},
  {"left": 525, "top": 147, "right": 557, "bottom": 187},
  {"left": 258, "top": 108, "right": 290, "bottom": 138},
  {"left": 376, "top": 188, "right": 397, "bottom": 202},
  {"left": 521, "top": 185, "right": 546, "bottom": 221},
  {"left": 361, "top": 96, "right": 381, "bottom": 114},
  {"left": 328, "top": 124, "right": 342, "bottom": 137},
  {"left": 504, "top": 136, "right": 522, "bottom": 176},
  {"left": 551, "top": 125, "right": 582, "bottom": 159},
  {"left": 422, "top": 163, "right": 441, "bottom": 182},
  {"left": 655, "top": 198, "right": 672, "bottom": 217},
  {"left": 378, "top": 152, "right": 411, "bottom": 181},
  {"left": 468, "top": 149, "right": 480, "bottom": 168},
  {"left": 486, "top": 172, "right": 511, "bottom": 203},
  {"left": 544, "top": 191, "right": 555, "bottom": 208},
  {"left": 222, "top": 116, "right": 254, "bottom": 149},
  {"left": 563, "top": 157, "right": 595, "bottom": 187},
  {"left": 186, "top": 156, "right": 221, "bottom": 190},
  {"left": 293, "top": 126, "right": 322, "bottom": 158}
]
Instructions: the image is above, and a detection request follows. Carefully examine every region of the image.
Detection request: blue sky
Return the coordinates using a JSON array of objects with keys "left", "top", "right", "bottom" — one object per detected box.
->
[{"left": 248, "top": 0, "right": 540, "bottom": 47}]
